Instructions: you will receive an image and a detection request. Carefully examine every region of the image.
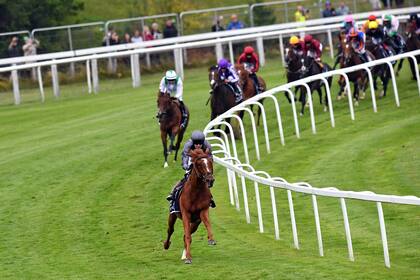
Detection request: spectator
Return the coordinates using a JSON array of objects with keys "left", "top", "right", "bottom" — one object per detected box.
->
[
  {"left": 143, "top": 26, "right": 153, "bottom": 41},
  {"left": 110, "top": 32, "right": 120, "bottom": 45},
  {"left": 322, "top": 1, "right": 337, "bottom": 18},
  {"left": 227, "top": 14, "right": 245, "bottom": 30},
  {"left": 22, "top": 37, "right": 39, "bottom": 80},
  {"left": 122, "top": 32, "right": 131, "bottom": 44},
  {"left": 369, "top": 0, "right": 382, "bottom": 10},
  {"left": 151, "top": 22, "right": 163, "bottom": 40},
  {"left": 163, "top": 19, "right": 178, "bottom": 38},
  {"left": 8, "top": 37, "right": 20, "bottom": 58},
  {"left": 336, "top": 2, "right": 350, "bottom": 15},
  {"left": 295, "top": 5, "right": 308, "bottom": 22},
  {"left": 131, "top": 29, "right": 144, "bottom": 43},
  {"left": 212, "top": 15, "right": 225, "bottom": 32}
]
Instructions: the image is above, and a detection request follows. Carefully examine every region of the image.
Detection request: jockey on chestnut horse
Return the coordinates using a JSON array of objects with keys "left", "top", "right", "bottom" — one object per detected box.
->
[
  {"left": 237, "top": 46, "right": 265, "bottom": 95},
  {"left": 164, "top": 130, "right": 216, "bottom": 264},
  {"left": 157, "top": 70, "right": 189, "bottom": 168}
]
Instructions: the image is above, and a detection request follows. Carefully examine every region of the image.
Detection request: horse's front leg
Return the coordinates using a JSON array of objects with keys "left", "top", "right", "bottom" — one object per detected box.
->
[
  {"left": 174, "top": 127, "right": 186, "bottom": 162},
  {"left": 164, "top": 213, "right": 177, "bottom": 250},
  {"left": 353, "top": 81, "right": 359, "bottom": 106},
  {"left": 169, "top": 133, "right": 175, "bottom": 153},
  {"left": 161, "top": 130, "right": 169, "bottom": 168},
  {"left": 182, "top": 212, "right": 193, "bottom": 264},
  {"left": 396, "top": 59, "right": 404, "bottom": 76},
  {"left": 200, "top": 208, "right": 216, "bottom": 245}
]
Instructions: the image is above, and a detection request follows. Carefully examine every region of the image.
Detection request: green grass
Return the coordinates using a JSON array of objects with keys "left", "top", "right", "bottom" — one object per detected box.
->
[{"left": 0, "top": 57, "right": 419, "bottom": 279}]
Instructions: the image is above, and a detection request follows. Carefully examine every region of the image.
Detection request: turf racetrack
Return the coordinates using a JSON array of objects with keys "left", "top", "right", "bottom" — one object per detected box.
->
[{"left": 0, "top": 58, "right": 419, "bottom": 279}]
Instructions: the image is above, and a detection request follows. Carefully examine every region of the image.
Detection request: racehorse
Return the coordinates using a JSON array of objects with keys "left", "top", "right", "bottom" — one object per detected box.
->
[
  {"left": 235, "top": 63, "right": 267, "bottom": 125},
  {"left": 208, "top": 65, "right": 244, "bottom": 135},
  {"left": 300, "top": 55, "right": 333, "bottom": 113},
  {"left": 405, "top": 22, "right": 420, "bottom": 80},
  {"left": 285, "top": 47, "right": 304, "bottom": 104},
  {"left": 366, "top": 38, "right": 391, "bottom": 98},
  {"left": 383, "top": 36, "right": 405, "bottom": 76},
  {"left": 157, "top": 91, "right": 189, "bottom": 168},
  {"left": 163, "top": 149, "right": 216, "bottom": 264},
  {"left": 338, "top": 39, "right": 369, "bottom": 106}
]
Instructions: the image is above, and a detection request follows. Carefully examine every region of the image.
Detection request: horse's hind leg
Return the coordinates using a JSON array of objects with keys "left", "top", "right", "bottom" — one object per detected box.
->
[
  {"left": 174, "top": 128, "right": 186, "bottom": 161},
  {"left": 164, "top": 213, "right": 177, "bottom": 250},
  {"left": 396, "top": 59, "right": 404, "bottom": 76},
  {"left": 200, "top": 209, "right": 216, "bottom": 245}
]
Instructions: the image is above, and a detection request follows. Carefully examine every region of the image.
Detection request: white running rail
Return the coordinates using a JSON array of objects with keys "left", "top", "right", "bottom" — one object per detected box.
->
[{"left": 203, "top": 50, "right": 420, "bottom": 268}]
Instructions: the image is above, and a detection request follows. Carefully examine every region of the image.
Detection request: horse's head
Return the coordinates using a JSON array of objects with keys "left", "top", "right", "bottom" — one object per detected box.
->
[
  {"left": 189, "top": 149, "right": 214, "bottom": 187},
  {"left": 157, "top": 91, "right": 172, "bottom": 120},
  {"left": 235, "top": 63, "right": 249, "bottom": 86},
  {"left": 208, "top": 65, "right": 219, "bottom": 89}
]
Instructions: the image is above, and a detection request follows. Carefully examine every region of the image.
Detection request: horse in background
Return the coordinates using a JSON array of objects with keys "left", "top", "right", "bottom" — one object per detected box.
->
[
  {"left": 157, "top": 91, "right": 189, "bottom": 168},
  {"left": 405, "top": 22, "right": 420, "bottom": 80},
  {"left": 285, "top": 47, "right": 304, "bottom": 105},
  {"left": 163, "top": 149, "right": 216, "bottom": 264},
  {"left": 235, "top": 63, "right": 267, "bottom": 125},
  {"left": 366, "top": 38, "right": 391, "bottom": 98},
  {"left": 208, "top": 65, "right": 244, "bottom": 135}
]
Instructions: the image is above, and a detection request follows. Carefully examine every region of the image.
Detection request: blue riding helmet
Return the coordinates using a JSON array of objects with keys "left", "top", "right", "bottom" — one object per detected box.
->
[
  {"left": 191, "top": 130, "right": 205, "bottom": 145},
  {"left": 218, "top": 58, "right": 229, "bottom": 69}
]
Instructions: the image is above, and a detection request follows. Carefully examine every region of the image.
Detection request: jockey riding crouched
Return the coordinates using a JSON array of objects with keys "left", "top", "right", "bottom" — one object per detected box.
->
[
  {"left": 217, "top": 58, "right": 243, "bottom": 103},
  {"left": 166, "top": 130, "right": 216, "bottom": 212},
  {"left": 159, "top": 70, "right": 188, "bottom": 128},
  {"left": 303, "top": 35, "right": 326, "bottom": 71},
  {"left": 382, "top": 14, "right": 406, "bottom": 55},
  {"left": 237, "top": 46, "right": 263, "bottom": 94},
  {"left": 348, "top": 28, "right": 370, "bottom": 63},
  {"left": 333, "top": 15, "right": 356, "bottom": 69},
  {"left": 362, "top": 14, "right": 380, "bottom": 33},
  {"left": 289, "top": 35, "right": 304, "bottom": 56},
  {"left": 366, "top": 21, "right": 394, "bottom": 58}
]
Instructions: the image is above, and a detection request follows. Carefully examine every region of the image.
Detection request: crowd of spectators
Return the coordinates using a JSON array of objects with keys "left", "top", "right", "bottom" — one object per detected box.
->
[{"left": 102, "top": 19, "right": 176, "bottom": 46}]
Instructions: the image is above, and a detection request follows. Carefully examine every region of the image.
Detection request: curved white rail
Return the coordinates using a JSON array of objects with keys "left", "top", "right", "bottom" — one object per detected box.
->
[{"left": 203, "top": 50, "right": 420, "bottom": 268}]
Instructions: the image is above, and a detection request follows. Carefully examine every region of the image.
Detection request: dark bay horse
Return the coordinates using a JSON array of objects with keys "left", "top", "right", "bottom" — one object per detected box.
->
[
  {"left": 366, "top": 40, "right": 391, "bottom": 98},
  {"left": 300, "top": 55, "right": 333, "bottom": 113},
  {"left": 338, "top": 40, "right": 369, "bottom": 106},
  {"left": 285, "top": 47, "right": 304, "bottom": 104},
  {"left": 235, "top": 63, "right": 267, "bottom": 125},
  {"left": 157, "top": 91, "right": 189, "bottom": 168},
  {"left": 163, "top": 149, "right": 216, "bottom": 264},
  {"left": 405, "top": 22, "right": 420, "bottom": 80},
  {"left": 208, "top": 65, "right": 244, "bottom": 135}
]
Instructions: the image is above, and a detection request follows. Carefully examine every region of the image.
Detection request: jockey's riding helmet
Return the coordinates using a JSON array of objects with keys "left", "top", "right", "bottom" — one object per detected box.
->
[
  {"left": 304, "top": 34, "right": 313, "bottom": 43},
  {"left": 244, "top": 46, "right": 254, "bottom": 54},
  {"left": 369, "top": 21, "right": 378, "bottom": 30},
  {"left": 165, "top": 70, "right": 177, "bottom": 81},
  {"left": 409, "top": 13, "right": 418, "bottom": 21},
  {"left": 191, "top": 130, "right": 205, "bottom": 145},
  {"left": 344, "top": 15, "right": 354, "bottom": 23},
  {"left": 368, "top": 15, "right": 377, "bottom": 21},
  {"left": 218, "top": 58, "right": 229, "bottom": 69},
  {"left": 289, "top": 36, "right": 300, "bottom": 45},
  {"left": 349, "top": 28, "right": 358, "bottom": 38},
  {"left": 383, "top": 14, "right": 392, "bottom": 22}
]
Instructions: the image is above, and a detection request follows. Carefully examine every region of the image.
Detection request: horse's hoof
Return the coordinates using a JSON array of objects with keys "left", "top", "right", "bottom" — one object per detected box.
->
[
  {"left": 163, "top": 162, "right": 168, "bottom": 168},
  {"left": 379, "top": 90, "right": 384, "bottom": 98},
  {"left": 354, "top": 101, "right": 359, "bottom": 107},
  {"left": 299, "top": 112, "right": 304, "bottom": 116},
  {"left": 323, "top": 106, "right": 327, "bottom": 112},
  {"left": 164, "top": 241, "right": 171, "bottom": 250},
  {"left": 184, "top": 259, "right": 192, "bottom": 264},
  {"left": 360, "top": 92, "right": 366, "bottom": 100},
  {"left": 181, "top": 249, "right": 187, "bottom": 260},
  {"left": 336, "top": 95, "right": 342, "bottom": 101},
  {"left": 208, "top": 239, "right": 217, "bottom": 246}
]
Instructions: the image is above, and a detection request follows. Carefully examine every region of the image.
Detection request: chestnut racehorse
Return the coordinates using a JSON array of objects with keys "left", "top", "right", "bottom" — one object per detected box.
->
[
  {"left": 157, "top": 91, "right": 189, "bottom": 168},
  {"left": 163, "top": 149, "right": 216, "bottom": 264}
]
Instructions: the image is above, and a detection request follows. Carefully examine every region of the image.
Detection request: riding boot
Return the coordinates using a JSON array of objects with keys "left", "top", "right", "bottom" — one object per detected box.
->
[
  {"left": 251, "top": 74, "right": 260, "bottom": 94},
  {"left": 233, "top": 83, "right": 243, "bottom": 103},
  {"left": 333, "top": 54, "right": 342, "bottom": 69},
  {"left": 360, "top": 53, "right": 368, "bottom": 63},
  {"left": 179, "top": 100, "right": 188, "bottom": 128},
  {"left": 210, "top": 196, "right": 216, "bottom": 208}
]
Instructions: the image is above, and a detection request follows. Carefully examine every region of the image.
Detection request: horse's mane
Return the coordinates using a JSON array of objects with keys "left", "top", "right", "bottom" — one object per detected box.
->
[{"left": 190, "top": 148, "right": 208, "bottom": 160}]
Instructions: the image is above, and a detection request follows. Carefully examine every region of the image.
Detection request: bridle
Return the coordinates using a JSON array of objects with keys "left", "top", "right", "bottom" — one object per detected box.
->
[{"left": 192, "top": 155, "right": 214, "bottom": 186}]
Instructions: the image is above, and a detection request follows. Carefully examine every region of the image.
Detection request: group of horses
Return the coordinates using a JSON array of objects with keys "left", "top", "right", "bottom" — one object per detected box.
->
[
  {"left": 156, "top": 22, "right": 420, "bottom": 264},
  {"left": 286, "top": 23, "right": 420, "bottom": 115}
]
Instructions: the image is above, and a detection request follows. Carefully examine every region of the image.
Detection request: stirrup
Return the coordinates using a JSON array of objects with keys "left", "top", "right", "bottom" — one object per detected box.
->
[
  {"left": 166, "top": 195, "right": 173, "bottom": 201},
  {"left": 210, "top": 199, "right": 216, "bottom": 208}
]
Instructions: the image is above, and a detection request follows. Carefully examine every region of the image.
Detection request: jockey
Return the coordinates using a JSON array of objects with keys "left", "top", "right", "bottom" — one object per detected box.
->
[
  {"left": 303, "top": 35, "right": 325, "bottom": 70},
  {"left": 408, "top": 13, "right": 420, "bottom": 38},
  {"left": 217, "top": 58, "right": 243, "bottom": 103},
  {"left": 347, "top": 28, "right": 369, "bottom": 63},
  {"left": 237, "top": 46, "right": 263, "bottom": 94},
  {"left": 159, "top": 70, "right": 188, "bottom": 128},
  {"left": 382, "top": 14, "right": 406, "bottom": 54},
  {"left": 289, "top": 35, "right": 304, "bottom": 55},
  {"left": 362, "top": 14, "right": 380, "bottom": 32},
  {"left": 166, "top": 130, "right": 215, "bottom": 209},
  {"left": 343, "top": 15, "right": 356, "bottom": 35},
  {"left": 366, "top": 21, "right": 393, "bottom": 57}
]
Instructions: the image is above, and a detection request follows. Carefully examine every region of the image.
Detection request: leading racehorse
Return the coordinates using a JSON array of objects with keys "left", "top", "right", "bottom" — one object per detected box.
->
[
  {"left": 157, "top": 91, "right": 189, "bottom": 168},
  {"left": 163, "top": 149, "right": 216, "bottom": 264}
]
